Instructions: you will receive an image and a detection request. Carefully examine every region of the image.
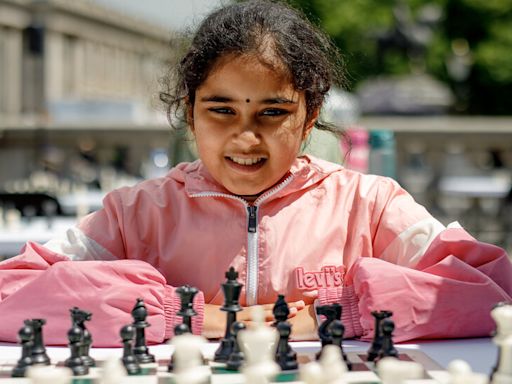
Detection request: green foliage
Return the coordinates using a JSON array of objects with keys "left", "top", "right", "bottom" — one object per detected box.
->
[{"left": 286, "top": 0, "right": 512, "bottom": 114}]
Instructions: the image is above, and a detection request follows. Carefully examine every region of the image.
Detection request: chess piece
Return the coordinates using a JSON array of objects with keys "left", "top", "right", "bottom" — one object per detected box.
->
[
  {"left": 491, "top": 303, "right": 512, "bottom": 381},
  {"left": 131, "top": 298, "right": 155, "bottom": 363},
  {"left": 100, "top": 355, "right": 127, "bottom": 384},
  {"left": 316, "top": 303, "right": 342, "bottom": 360},
  {"left": 176, "top": 285, "right": 198, "bottom": 330},
  {"left": 377, "top": 318, "right": 399, "bottom": 360},
  {"left": 70, "top": 307, "right": 95, "bottom": 367},
  {"left": 299, "top": 361, "right": 324, "bottom": 384},
  {"left": 239, "top": 306, "right": 280, "bottom": 384},
  {"left": 319, "top": 344, "right": 348, "bottom": 384},
  {"left": 446, "top": 359, "right": 489, "bottom": 384},
  {"left": 367, "top": 310, "right": 393, "bottom": 362},
  {"left": 226, "top": 321, "right": 246, "bottom": 371},
  {"left": 172, "top": 334, "right": 210, "bottom": 384},
  {"left": 168, "top": 323, "right": 192, "bottom": 372},
  {"left": 120, "top": 324, "right": 141, "bottom": 375},
  {"left": 12, "top": 323, "right": 35, "bottom": 377},
  {"left": 492, "top": 334, "right": 512, "bottom": 384},
  {"left": 273, "top": 295, "right": 298, "bottom": 370},
  {"left": 214, "top": 267, "right": 243, "bottom": 362},
  {"left": 330, "top": 319, "right": 352, "bottom": 370},
  {"left": 64, "top": 324, "right": 89, "bottom": 376},
  {"left": 27, "top": 319, "right": 51, "bottom": 366},
  {"left": 377, "top": 356, "right": 423, "bottom": 384}
]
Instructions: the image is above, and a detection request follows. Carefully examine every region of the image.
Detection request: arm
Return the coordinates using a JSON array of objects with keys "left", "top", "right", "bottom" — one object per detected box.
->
[
  {"left": 0, "top": 242, "right": 204, "bottom": 346},
  {"left": 319, "top": 179, "right": 512, "bottom": 342}
]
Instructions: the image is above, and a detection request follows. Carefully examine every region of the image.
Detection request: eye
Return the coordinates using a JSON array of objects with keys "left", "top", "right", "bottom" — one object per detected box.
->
[
  {"left": 208, "top": 107, "right": 234, "bottom": 115},
  {"left": 260, "top": 108, "right": 289, "bottom": 117}
]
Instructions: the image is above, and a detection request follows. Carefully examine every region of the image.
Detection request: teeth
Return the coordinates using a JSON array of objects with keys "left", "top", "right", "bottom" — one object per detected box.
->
[{"left": 230, "top": 156, "right": 264, "bottom": 165}]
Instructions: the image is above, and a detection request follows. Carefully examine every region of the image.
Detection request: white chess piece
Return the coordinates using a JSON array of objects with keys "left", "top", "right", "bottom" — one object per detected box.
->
[
  {"left": 318, "top": 344, "right": 348, "bottom": 383},
  {"left": 171, "top": 333, "right": 210, "bottom": 384},
  {"left": 492, "top": 304, "right": 512, "bottom": 343},
  {"left": 238, "top": 305, "right": 280, "bottom": 384},
  {"left": 377, "top": 356, "right": 423, "bottom": 384},
  {"left": 447, "top": 359, "right": 488, "bottom": 384},
  {"left": 26, "top": 365, "right": 72, "bottom": 384},
  {"left": 492, "top": 335, "right": 512, "bottom": 384},
  {"left": 100, "top": 355, "right": 127, "bottom": 384},
  {"left": 299, "top": 361, "right": 325, "bottom": 384}
]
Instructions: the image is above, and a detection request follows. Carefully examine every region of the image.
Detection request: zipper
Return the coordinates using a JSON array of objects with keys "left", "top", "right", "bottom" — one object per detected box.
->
[{"left": 189, "top": 174, "right": 294, "bottom": 306}]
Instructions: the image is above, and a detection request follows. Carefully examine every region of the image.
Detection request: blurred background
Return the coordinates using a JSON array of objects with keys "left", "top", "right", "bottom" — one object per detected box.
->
[{"left": 0, "top": 0, "right": 510, "bottom": 258}]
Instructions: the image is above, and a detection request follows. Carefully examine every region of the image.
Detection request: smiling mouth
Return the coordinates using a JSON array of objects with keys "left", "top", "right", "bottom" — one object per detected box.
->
[{"left": 226, "top": 156, "right": 267, "bottom": 169}]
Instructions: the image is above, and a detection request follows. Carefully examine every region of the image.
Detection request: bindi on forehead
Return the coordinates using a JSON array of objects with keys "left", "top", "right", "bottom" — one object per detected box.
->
[{"left": 246, "top": 99, "right": 250, "bottom": 103}]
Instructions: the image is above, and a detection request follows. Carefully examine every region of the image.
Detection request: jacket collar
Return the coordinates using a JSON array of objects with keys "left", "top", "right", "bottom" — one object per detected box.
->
[{"left": 167, "top": 155, "right": 343, "bottom": 201}]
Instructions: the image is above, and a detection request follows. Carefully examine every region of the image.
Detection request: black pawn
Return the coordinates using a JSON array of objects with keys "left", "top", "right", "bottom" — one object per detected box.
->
[
  {"left": 176, "top": 285, "right": 198, "bottom": 330},
  {"left": 275, "top": 320, "right": 298, "bottom": 370},
  {"left": 214, "top": 267, "right": 243, "bottom": 363},
  {"left": 12, "top": 323, "right": 35, "bottom": 377},
  {"left": 377, "top": 318, "right": 399, "bottom": 360},
  {"left": 120, "top": 324, "right": 141, "bottom": 375},
  {"left": 26, "top": 319, "right": 50, "bottom": 365},
  {"left": 367, "top": 310, "right": 393, "bottom": 362},
  {"left": 64, "top": 325, "right": 89, "bottom": 376},
  {"left": 226, "top": 321, "right": 246, "bottom": 371},
  {"left": 70, "top": 307, "right": 95, "bottom": 367},
  {"left": 330, "top": 319, "right": 352, "bottom": 371},
  {"left": 131, "top": 298, "right": 155, "bottom": 363}
]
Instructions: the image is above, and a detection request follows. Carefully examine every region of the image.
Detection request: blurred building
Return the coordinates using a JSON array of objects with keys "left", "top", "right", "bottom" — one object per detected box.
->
[{"left": 0, "top": 0, "right": 178, "bottom": 187}]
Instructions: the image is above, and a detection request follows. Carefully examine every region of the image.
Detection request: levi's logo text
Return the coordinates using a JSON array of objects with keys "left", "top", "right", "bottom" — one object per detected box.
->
[{"left": 295, "top": 265, "right": 345, "bottom": 289}]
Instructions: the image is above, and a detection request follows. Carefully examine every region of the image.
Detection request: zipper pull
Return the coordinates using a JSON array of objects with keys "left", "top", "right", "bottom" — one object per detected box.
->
[{"left": 247, "top": 206, "right": 257, "bottom": 233}]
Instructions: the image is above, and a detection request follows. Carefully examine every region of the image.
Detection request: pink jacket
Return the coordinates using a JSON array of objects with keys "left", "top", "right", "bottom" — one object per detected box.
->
[{"left": 0, "top": 155, "right": 510, "bottom": 346}]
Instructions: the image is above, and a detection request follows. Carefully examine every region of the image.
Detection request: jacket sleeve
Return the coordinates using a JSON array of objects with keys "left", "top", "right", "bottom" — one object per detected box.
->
[
  {"left": 0, "top": 243, "right": 204, "bottom": 347},
  {"left": 318, "top": 178, "right": 512, "bottom": 342}
]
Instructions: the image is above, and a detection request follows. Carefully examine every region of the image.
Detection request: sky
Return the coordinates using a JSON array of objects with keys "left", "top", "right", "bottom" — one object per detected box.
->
[{"left": 89, "top": 0, "right": 226, "bottom": 31}]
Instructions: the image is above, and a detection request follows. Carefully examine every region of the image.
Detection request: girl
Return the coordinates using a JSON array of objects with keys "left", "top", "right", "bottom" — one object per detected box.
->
[{"left": 0, "top": 0, "right": 510, "bottom": 346}]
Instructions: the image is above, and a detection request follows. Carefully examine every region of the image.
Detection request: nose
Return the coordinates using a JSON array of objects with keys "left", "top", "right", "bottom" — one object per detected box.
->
[{"left": 232, "top": 126, "right": 261, "bottom": 150}]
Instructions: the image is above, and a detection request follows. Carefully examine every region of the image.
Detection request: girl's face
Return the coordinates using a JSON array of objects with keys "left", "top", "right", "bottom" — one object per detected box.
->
[{"left": 190, "top": 54, "right": 318, "bottom": 197}]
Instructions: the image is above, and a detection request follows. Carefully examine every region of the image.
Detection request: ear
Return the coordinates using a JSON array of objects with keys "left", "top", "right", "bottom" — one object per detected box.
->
[{"left": 302, "top": 107, "right": 320, "bottom": 141}]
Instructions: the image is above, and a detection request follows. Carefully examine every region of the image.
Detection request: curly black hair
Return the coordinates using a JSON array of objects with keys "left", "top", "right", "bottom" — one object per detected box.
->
[{"left": 160, "top": 0, "right": 346, "bottom": 134}]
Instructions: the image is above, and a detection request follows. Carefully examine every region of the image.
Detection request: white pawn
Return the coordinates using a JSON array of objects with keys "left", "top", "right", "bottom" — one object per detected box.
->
[
  {"left": 492, "top": 335, "right": 512, "bottom": 384},
  {"left": 172, "top": 333, "right": 210, "bottom": 384},
  {"left": 447, "top": 359, "right": 488, "bottom": 384},
  {"left": 319, "top": 344, "right": 348, "bottom": 384},
  {"left": 100, "top": 355, "right": 126, "bottom": 384},
  {"left": 238, "top": 305, "right": 280, "bottom": 384},
  {"left": 26, "top": 366, "right": 72, "bottom": 384},
  {"left": 377, "top": 356, "right": 423, "bottom": 384},
  {"left": 492, "top": 304, "right": 512, "bottom": 343},
  {"left": 300, "top": 361, "right": 325, "bottom": 384}
]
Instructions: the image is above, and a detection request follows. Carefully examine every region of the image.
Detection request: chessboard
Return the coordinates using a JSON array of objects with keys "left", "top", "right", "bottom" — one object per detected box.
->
[{"left": 0, "top": 348, "right": 449, "bottom": 383}]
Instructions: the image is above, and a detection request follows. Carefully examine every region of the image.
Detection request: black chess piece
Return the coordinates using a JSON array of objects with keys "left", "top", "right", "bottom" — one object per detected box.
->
[
  {"left": 275, "top": 320, "right": 298, "bottom": 370},
  {"left": 214, "top": 267, "right": 243, "bottom": 363},
  {"left": 12, "top": 323, "right": 35, "bottom": 377},
  {"left": 176, "top": 285, "right": 199, "bottom": 330},
  {"left": 70, "top": 307, "right": 95, "bottom": 367},
  {"left": 26, "top": 319, "right": 50, "bottom": 365},
  {"left": 64, "top": 324, "right": 89, "bottom": 376},
  {"left": 316, "top": 304, "right": 342, "bottom": 360},
  {"left": 367, "top": 310, "right": 393, "bottom": 362},
  {"left": 330, "top": 319, "right": 352, "bottom": 371},
  {"left": 131, "top": 298, "right": 156, "bottom": 364},
  {"left": 120, "top": 324, "right": 141, "bottom": 375},
  {"left": 377, "top": 318, "right": 399, "bottom": 360},
  {"left": 226, "top": 321, "right": 246, "bottom": 371}
]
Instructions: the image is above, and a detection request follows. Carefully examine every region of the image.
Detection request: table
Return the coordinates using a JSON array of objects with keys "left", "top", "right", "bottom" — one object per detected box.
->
[{"left": 0, "top": 338, "right": 496, "bottom": 375}]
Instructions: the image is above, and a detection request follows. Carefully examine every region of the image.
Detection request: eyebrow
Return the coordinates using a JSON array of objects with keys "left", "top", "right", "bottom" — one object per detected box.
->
[{"left": 199, "top": 95, "right": 297, "bottom": 104}]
